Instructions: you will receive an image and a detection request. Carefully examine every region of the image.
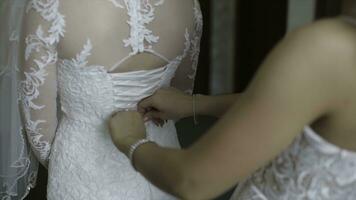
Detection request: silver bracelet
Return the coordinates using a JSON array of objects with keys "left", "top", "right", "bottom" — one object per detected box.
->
[
  {"left": 193, "top": 94, "right": 199, "bottom": 125},
  {"left": 128, "top": 139, "right": 153, "bottom": 169}
]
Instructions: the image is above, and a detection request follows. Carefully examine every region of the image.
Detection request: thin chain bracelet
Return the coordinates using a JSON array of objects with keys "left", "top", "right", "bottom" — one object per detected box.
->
[
  {"left": 193, "top": 94, "right": 199, "bottom": 125},
  {"left": 128, "top": 139, "right": 154, "bottom": 170}
]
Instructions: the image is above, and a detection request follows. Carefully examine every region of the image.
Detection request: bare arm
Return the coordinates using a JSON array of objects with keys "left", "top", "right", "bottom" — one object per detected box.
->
[
  {"left": 195, "top": 94, "right": 240, "bottom": 117},
  {"left": 111, "top": 20, "right": 352, "bottom": 199},
  {"left": 138, "top": 88, "right": 240, "bottom": 120}
]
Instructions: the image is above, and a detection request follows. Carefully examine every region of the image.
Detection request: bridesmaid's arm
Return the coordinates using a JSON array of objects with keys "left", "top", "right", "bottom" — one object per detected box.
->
[
  {"left": 138, "top": 88, "right": 240, "bottom": 120},
  {"left": 111, "top": 22, "right": 351, "bottom": 199},
  {"left": 194, "top": 94, "right": 240, "bottom": 117}
]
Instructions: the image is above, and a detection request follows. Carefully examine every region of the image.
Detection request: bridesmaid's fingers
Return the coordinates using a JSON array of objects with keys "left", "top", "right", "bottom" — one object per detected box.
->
[
  {"left": 156, "top": 118, "right": 165, "bottom": 127},
  {"left": 137, "top": 106, "right": 146, "bottom": 114},
  {"left": 149, "top": 117, "right": 165, "bottom": 127},
  {"left": 153, "top": 118, "right": 160, "bottom": 127},
  {"left": 138, "top": 96, "right": 155, "bottom": 111},
  {"left": 144, "top": 111, "right": 164, "bottom": 121}
]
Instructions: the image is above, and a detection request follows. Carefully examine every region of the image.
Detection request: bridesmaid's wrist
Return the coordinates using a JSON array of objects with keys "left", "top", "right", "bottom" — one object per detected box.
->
[
  {"left": 178, "top": 93, "right": 195, "bottom": 119},
  {"left": 128, "top": 139, "right": 157, "bottom": 170},
  {"left": 116, "top": 137, "right": 142, "bottom": 156},
  {"left": 191, "top": 94, "right": 205, "bottom": 117}
]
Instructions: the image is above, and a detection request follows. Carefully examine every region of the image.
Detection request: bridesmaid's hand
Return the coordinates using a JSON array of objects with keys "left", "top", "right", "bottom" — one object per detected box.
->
[
  {"left": 108, "top": 111, "right": 146, "bottom": 155},
  {"left": 138, "top": 87, "right": 193, "bottom": 122}
]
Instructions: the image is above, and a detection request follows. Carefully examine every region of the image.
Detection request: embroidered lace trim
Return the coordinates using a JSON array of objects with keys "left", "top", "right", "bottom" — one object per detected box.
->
[
  {"left": 108, "top": 0, "right": 165, "bottom": 54},
  {"left": 20, "top": 0, "right": 65, "bottom": 162}
]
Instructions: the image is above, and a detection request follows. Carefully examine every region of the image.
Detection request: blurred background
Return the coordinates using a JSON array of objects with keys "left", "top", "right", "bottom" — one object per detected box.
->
[{"left": 26, "top": 0, "right": 342, "bottom": 199}]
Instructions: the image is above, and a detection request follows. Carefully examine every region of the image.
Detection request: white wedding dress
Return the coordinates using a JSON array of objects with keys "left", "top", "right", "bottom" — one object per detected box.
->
[
  {"left": 19, "top": 0, "right": 202, "bottom": 199},
  {"left": 231, "top": 126, "right": 356, "bottom": 200}
]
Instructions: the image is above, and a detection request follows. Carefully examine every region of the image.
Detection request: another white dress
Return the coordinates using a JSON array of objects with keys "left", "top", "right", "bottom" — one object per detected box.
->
[
  {"left": 19, "top": 0, "right": 203, "bottom": 199},
  {"left": 231, "top": 126, "right": 356, "bottom": 200}
]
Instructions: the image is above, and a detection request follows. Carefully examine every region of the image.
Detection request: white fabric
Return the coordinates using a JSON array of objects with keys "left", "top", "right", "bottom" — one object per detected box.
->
[
  {"left": 230, "top": 126, "right": 356, "bottom": 200},
  {"left": 18, "top": 0, "right": 203, "bottom": 199},
  {"left": 0, "top": 0, "right": 39, "bottom": 199},
  {"left": 19, "top": 0, "right": 64, "bottom": 165}
]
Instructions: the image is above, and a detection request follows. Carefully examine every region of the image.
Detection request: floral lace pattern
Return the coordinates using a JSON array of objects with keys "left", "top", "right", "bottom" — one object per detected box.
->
[
  {"left": 186, "top": 0, "right": 203, "bottom": 93},
  {"left": 20, "top": 0, "right": 65, "bottom": 163},
  {"left": 231, "top": 127, "right": 356, "bottom": 200},
  {"left": 19, "top": 0, "right": 203, "bottom": 199},
  {"left": 47, "top": 27, "right": 192, "bottom": 200},
  {"left": 107, "top": 0, "right": 166, "bottom": 55},
  {"left": 26, "top": 0, "right": 65, "bottom": 45}
]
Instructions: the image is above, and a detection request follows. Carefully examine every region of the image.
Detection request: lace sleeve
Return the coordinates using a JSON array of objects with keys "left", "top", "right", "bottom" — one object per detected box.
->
[
  {"left": 171, "top": 0, "right": 203, "bottom": 95},
  {"left": 19, "top": 0, "right": 64, "bottom": 167}
]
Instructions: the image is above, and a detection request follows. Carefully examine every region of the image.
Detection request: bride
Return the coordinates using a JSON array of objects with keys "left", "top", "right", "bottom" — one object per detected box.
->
[{"left": 0, "top": 0, "right": 202, "bottom": 199}]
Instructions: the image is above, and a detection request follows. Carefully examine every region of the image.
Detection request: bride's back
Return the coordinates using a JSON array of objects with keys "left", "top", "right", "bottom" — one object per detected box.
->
[{"left": 58, "top": 0, "right": 196, "bottom": 73}]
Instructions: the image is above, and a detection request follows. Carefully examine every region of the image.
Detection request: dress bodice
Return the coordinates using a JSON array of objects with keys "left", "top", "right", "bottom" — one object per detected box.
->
[
  {"left": 19, "top": 0, "right": 202, "bottom": 165},
  {"left": 57, "top": 39, "right": 186, "bottom": 126},
  {"left": 231, "top": 126, "right": 356, "bottom": 200},
  {"left": 18, "top": 0, "right": 202, "bottom": 199}
]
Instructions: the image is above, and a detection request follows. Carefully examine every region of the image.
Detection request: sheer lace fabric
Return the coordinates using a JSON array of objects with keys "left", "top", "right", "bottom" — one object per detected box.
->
[
  {"left": 19, "top": 0, "right": 64, "bottom": 166},
  {"left": 231, "top": 126, "right": 356, "bottom": 200},
  {"left": 20, "top": 0, "right": 202, "bottom": 165},
  {"left": 19, "top": 0, "right": 202, "bottom": 199},
  {"left": 0, "top": 0, "right": 39, "bottom": 199}
]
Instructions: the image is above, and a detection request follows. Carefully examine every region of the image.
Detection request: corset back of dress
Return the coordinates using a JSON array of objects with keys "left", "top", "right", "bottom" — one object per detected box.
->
[{"left": 57, "top": 57, "right": 179, "bottom": 127}]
